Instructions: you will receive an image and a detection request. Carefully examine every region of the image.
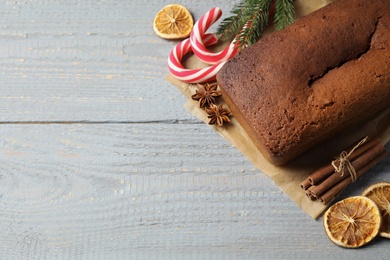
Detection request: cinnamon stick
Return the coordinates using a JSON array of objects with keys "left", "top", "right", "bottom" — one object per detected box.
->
[
  {"left": 307, "top": 138, "right": 380, "bottom": 185},
  {"left": 306, "top": 164, "right": 335, "bottom": 186},
  {"left": 317, "top": 150, "right": 389, "bottom": 204},
  {"left": 300, "top": 178, "right": 311, "bottom": 190},
  {"left": 308, "top": 141, "right": 385, "bottom": 197},
  {"left": 317, "top": 175, "right": 350, "bottom": 205},
  {"left": 305, "top": 189, "right": 316, "bottom": 200}
]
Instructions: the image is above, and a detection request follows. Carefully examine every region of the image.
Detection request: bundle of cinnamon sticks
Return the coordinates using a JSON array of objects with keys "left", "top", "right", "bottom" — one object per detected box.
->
[{"left": 300, "top": 136, "right": 388, "bottom": 205}]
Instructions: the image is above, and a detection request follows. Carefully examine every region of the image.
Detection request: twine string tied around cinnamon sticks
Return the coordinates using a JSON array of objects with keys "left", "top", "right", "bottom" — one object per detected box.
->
[
  {"left": 300, "top": 136, "right": 388, "bottom": 205},
  {"left": 331, "top": 136, "right": 368, "bottom": 182}
]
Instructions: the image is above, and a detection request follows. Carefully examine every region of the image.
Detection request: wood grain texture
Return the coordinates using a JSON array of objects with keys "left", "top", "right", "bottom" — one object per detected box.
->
[
  {"left": 0, "top": 0, "right": 235, "bottom": 122},
  {"left": 1, "top": 0, "right": 160, "bottom": 122},
  {"left": 0, "top": 124, "right": 389, "bottom": 259},
  {"left": 0, "top": 0, "right": 389, "bottom": 259}
]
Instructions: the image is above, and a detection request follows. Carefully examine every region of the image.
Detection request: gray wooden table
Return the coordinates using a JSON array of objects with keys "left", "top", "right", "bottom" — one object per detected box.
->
[{"left": 1, "top": 0, "right": 389, "bottom": 259}]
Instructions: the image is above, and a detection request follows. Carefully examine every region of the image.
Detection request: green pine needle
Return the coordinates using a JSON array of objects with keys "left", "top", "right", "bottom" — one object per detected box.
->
[
  {"left": 217, "top": 0, "right": 295, "bottom": 49},
  {"left": 274, "top": 0, "right": 295, "bottom": 31},
  {"left": 216, "top": 0, "right": 253, "bottom": 42}
]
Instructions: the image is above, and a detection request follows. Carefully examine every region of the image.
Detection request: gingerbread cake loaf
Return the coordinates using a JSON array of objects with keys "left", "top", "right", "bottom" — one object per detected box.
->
[{"left": 216, "top": 0, "right": 390, "bottom": 165}]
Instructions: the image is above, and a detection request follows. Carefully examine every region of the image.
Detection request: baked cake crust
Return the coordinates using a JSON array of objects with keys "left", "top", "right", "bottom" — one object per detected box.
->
[{"left": 217, "top": 0, "right": 390, "bottom": 165}]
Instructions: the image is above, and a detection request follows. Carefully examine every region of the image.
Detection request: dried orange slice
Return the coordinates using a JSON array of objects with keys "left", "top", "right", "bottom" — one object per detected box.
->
[
  {"left": 323, "top": 196, "right": 381, "bottom": 248},
  {"left": 362, "top": 182, "right": 390, "bottom": 238},
  {"left": 153, "top": 4, "right": 193, "bottom": 40}
]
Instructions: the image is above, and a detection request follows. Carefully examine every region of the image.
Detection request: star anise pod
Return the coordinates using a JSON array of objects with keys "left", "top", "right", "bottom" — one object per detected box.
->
[
  {"left": 205, "top": 104, "right": 231, "bottom": 127},
  {"left": 191, "top": 82, "right": 221, "bottom": 108}
]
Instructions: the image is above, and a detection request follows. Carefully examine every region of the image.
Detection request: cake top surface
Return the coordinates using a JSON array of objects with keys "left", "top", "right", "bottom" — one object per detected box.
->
[{"left": 216, "top": 0, "right": 390, "bottom": 164}]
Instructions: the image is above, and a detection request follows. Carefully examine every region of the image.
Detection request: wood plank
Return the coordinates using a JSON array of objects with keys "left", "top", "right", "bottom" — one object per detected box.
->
[
  {"left": 0, "top": 124, "right": 389, "bottom": 259},
  {"left": 0, "top": 0, "right": 237, "bottom": 122},
  {"left": 1, "top": 0, "right": 389, "bottom": 258}
]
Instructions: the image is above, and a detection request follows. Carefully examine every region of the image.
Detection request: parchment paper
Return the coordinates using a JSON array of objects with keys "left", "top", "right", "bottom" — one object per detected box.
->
[{"left": 165, "top": 0, "right": 390, "bottom": 219}]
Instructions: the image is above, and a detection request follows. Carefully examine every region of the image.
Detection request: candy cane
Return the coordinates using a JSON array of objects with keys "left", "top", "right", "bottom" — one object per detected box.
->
[
  {"left": 190, "top": 7, "right": 239, "bottom": 65},
  {"left": 168, "top": 34, "right": 226, "bottom": 83}
]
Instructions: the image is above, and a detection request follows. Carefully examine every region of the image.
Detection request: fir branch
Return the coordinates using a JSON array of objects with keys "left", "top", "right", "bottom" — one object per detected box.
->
[
  {"left": 216, "top": 0, "right": 251, "bottom": 41},
  {"left": 216, "top": 0, "right": 295, "bottom": 49},
  {"left": 274, "top": 0, "right": 295, "bottom": 31},
  {"left": 235, "top": 0, "right": 273, "bottom": 47},
  {"left": 247, "top": 0, "right": 273, "bottom": 46}
]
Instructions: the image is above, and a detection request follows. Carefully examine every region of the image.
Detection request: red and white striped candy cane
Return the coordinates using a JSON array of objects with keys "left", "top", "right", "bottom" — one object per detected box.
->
[
  {"left": 168, "top": 34, "right": 226, "bottom": 83},
  {"left": 190, "top": 7, "right": 239, "bottom": 65}
]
